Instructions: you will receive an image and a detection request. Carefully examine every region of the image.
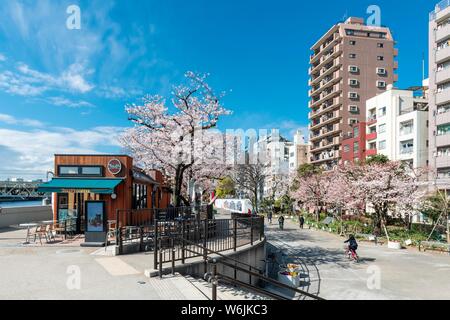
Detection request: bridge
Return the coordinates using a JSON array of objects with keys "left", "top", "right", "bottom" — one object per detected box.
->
[{"left": 0, "top": 180, "right": 47, "bottom": 201}]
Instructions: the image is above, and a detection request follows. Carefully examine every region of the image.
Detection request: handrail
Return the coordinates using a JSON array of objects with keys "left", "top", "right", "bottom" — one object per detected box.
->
[
  {"left": 217, "top": 274, "right": 288, "bottom": 300},
  {"left": 218, "top": 260, "right": 324, "bottom": 300},
  {"left": 180, "top": 237, "right": 324, "bottom": 300},
  {"left": 181, "top": 237, "right": 264, "bottom": 274}
]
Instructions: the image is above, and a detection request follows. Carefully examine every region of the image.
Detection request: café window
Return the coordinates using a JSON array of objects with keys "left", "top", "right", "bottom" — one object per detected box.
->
[
  {"left": 133, "top": 183, "right": 148, "bottom": 209},
  {"left": 58, "top": 166, "right": 103, "bottom": 177}
]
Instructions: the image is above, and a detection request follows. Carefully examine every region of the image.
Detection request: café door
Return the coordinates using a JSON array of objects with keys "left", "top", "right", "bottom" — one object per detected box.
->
[{"left": 57, "top": 192, "right": 100, "bottom": 234}]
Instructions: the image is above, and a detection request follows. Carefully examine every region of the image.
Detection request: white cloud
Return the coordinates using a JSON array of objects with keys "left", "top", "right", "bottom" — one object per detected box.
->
[
  {"left": 0, "top": 113, "right": 44, "bottom": 127},
  {"left": 46, "top": 96, "right": 95, "bottom": 108},
  {"left": 0, "top": 62, "right": 95, "bottom": 97},
  {"left": 97, "top": 85, "right": 143, "bottom": 99},
  {"left": 0, "top": 53, "right": 6, "bottom": 62},
  {"left": 0, "top": 125, "right": 125, "bottom": 179}
]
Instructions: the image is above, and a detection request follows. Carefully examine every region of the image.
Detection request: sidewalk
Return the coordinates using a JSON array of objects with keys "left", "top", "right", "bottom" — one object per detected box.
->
[{"left": 264, "top": 217, "right": 450, "bottom": 300}]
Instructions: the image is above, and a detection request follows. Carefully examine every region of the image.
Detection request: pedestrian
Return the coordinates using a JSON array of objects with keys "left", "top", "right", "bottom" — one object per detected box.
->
[
  {"left": 278, "top": 215, "right": 284, "bottom": 230},
  {"left": 267, "top": 211, "right": 273, "bottom": 224},
  {"left": 299, "top": 215, "right": 305, "bottom": 229}
]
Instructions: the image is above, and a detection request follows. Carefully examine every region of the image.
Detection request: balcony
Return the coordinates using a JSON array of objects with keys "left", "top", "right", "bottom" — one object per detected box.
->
[
  {"left": 436, "top": 67, "right": 450, "bottom": 84},
  {"left": 437, "top": 89, "right": 450, "bottom": 105},
  {"left": 436, "top": 133, "right": 450, "bottom": 147},
  {"left": 366, "top": 149, "right": 377, "bottom": 157},
  {"left": 366, "top": 132, "right": 377, "bottom": 141},
  {"left": 436, "top": 24, "right": 450, "bottom": 43},
  {"left": 436, "top": 109, "right": 450, "bottom": 125},
  {"left": 436, "top": 155, "right": 450, "bottom": 168},
  {"left": 399, "top": 148, "right": 414, "bottom": 155},
  {"left": 436, "top": 45, "right": 450, "bottom": 64},
  {"left": 309, "top": 84, "right": 342, "bottom": 109}
]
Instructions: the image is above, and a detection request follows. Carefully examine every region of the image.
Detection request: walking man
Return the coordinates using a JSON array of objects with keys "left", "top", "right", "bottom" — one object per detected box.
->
[
  {"left": 267, "top": 211, "right": 273, "bottom": 224},
  {"left": 299, "top": 215, "right": 305, "bottom": 229}
]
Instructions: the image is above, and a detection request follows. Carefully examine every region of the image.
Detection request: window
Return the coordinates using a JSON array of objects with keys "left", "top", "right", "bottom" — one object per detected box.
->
[
  {"left": 369, "top": 126, "right": 376, "bottom": 134},
  {"left": 377, "top": 81, "right": 386, "bottom": 88},
  {"left": 378, "top": 106, "right": 387, "bottom": 117},
  {"left": 81, "top": 167, "right": 102, "bottom": 176},
  {"left": 437, "top": 146, "right": 450, "bottom": 157},
  {"left": 349, "top": 65, "right": 359, "bottom": 73},
  {"left": 377, "top": 56, "right": 384, "bottom": 61},
  {"left": 349, "top": 40, "right": 356, "bottom": 45},
  {"left": 58, "top": 165, "right": 103, "bottom": 177},
  {"left": 377, "top": 43, "right": 384, "bottom": 48},
  {"left": 379, "top": 140, "right": 386, "bottom": 150},
  {"left": 353, "top": 141, "right": 359, "bottom": 153},
  {"left": 353, "top": 126, "right": 360, "bottom": 138},
  {"left": 349, "top": 118, "right": 358, "bottom": 125},
  {"left": 59, "top": 166, "right": 79, "bottom": 175},
  {"left": 400, "top": 140, "right": 414, "bottom": 154},
  {"left": 369, "top": 142, "right": 376, "bottom": 150},
  {"left": 400, "top": 120, "right": 414, "bottom": 135},
  {"left": 349, "top": 53, "right": 356, "bottom": 58},
  {"left": 349, "top": 92, "right": 358, "bottom": 99},
  {"left": 437, "top": 123, "right": 450, "bottom": 136},
  {"left": 349, "top": 79, "right": 358, "bottom": 86},
  {"left": 132, "top": 183, "right": 148, "bottom": 209},
  {"left": 349, "top": 105, "right": 359, "bottom": 113},
  {"left": 344, "top": 145, "right": 350, "bottom": 153},
  {"left": 377, "top": 67, "right": 386, "bottom": 75},
  {"left": 378, "top": 123, "right": 386, "bottom": 133}
]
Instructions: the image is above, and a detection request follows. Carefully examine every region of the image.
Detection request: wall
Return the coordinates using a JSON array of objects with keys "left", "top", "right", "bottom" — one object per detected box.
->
[
  {"left": 174, "top": 240, "right": 266, "bottom": 287},
  {"left": 0, "top": 206, "right": 52, "bottom": 229}
]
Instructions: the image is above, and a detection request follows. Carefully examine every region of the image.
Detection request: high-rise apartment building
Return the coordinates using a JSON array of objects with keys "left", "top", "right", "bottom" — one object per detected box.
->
[
  {"left": 429, "top": 1, "right": 450, "bottom": 192},
  {"left": 308, "top": 17, "right": 398, "bottom": 170}
]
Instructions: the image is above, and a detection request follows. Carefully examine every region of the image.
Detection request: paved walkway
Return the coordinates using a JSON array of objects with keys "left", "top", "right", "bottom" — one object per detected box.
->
[
  {"left": 0, "top": 227, "right": 209, "bottom": 300},
  {"left": 265, "top": 218, "right": 450, "bottom": 300}
]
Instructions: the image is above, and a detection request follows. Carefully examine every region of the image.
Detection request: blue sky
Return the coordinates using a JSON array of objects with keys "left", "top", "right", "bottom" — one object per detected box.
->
[{"left": 0, "top": 0, "right": 436, "bottom": 179}]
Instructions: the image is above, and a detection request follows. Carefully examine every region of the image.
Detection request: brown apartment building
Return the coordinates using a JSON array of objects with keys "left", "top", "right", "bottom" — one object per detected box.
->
[{"left": 308, "top": 17, "right": 398, "bottom": 170}]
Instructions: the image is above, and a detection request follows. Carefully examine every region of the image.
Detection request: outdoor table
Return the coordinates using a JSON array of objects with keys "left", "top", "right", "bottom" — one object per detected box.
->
[{"left": 19, "top": 223, "right": 39, "bottom": 244}]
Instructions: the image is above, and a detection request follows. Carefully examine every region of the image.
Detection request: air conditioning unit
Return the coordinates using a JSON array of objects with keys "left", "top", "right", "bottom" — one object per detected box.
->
[
  {"left": 349, "top": 105, "right": 358, "bottom": 112},
  {"left": 349, "top": 79, "right": 358, "bottom": 86},
  {"left": 377, "top": 67, "right": 386, "bottom": 75},
  {"left": 349, "top": 65, "right": 359, "bottom": 73},
  {"left": 377, "top": 81, "right": 386, "bottom": 88},
  {"left": 349, "top": 92, "right": 358, "bottom": 99}
]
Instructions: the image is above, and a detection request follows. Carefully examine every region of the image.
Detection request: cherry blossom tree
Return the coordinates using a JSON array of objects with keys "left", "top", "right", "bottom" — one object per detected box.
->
[{"left": 120, "top": 71, "right": 233, "bottom": 206}]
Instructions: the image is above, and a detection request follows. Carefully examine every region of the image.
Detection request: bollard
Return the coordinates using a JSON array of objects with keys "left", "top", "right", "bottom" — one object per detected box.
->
[
  {"left": 211, "top": 259, "right": 217, "bottom": 301},
  {"left": 159, "top": 239, "right": 163, "bottom": 278},
  {"left": 171, "top": 238, "right": 176, "bottom": 275}
]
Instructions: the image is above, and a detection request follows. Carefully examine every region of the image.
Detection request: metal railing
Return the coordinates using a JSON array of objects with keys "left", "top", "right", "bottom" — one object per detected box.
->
[{"left": 153, "top": 216, "right": 264, "bottom": 270}]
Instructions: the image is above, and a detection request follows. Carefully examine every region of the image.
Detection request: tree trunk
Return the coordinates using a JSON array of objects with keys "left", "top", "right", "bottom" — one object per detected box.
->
[{"left": 173, "top": 165, "right": 185, "bottom": 207}]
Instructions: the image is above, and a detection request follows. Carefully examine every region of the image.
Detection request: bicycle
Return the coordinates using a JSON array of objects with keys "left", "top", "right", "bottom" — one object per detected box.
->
[{"left": 344, "top": 245, "right": 360, "bottom": 263}]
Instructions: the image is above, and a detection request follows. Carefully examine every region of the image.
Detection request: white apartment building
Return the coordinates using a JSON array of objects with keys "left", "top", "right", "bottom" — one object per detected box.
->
[
  {"left": 288, "top": 130, "right": 310, "bottom": 174},
  {"left": 366, "top": 85, "right": 429, "bottom": 169},
  {"left": 429, "top": 1, "right": 450, "bottom": 192},
  {"left": 253, "top": 131, "right": 293, "bottom": 200}
]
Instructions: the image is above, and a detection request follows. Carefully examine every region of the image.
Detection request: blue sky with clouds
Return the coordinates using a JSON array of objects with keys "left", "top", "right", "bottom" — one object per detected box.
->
[{"left": 0, "top": 0, "right": 437, "bottom": 179}]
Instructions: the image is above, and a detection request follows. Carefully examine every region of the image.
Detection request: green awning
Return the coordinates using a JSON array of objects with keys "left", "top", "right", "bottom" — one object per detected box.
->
[{"left": 38, "top": 178, "right": 123, "bottom": 194}]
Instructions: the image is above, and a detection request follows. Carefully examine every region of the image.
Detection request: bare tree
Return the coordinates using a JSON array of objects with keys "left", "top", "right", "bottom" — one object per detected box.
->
[{"left": 233, "top": 163, "right": 267, "bottom": 212}]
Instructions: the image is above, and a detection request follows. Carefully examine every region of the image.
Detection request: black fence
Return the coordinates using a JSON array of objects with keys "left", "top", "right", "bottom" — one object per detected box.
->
[{"left": 152, "top": 216, "right": 264, "bottom": 269}]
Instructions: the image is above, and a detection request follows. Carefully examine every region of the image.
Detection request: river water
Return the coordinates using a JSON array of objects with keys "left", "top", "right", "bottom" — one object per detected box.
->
[{"left": 0, "top": 201, "right": 46, "bottom": 208}]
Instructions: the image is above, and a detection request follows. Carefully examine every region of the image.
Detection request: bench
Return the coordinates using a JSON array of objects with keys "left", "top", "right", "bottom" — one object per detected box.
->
[{"left": 419, "top": 241, "right": 450, "bottom": 253}]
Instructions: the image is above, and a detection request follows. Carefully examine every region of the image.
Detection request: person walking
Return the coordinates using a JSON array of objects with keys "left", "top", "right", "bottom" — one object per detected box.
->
[
  {"left": 267, "top": 211, "right": 273, "bottom": 224},
  {"left": 299, "top": 215, "right": 305, "bottom": 229},
  {"left": 278, "top": 215, "right": 285, "bottom": 230}
]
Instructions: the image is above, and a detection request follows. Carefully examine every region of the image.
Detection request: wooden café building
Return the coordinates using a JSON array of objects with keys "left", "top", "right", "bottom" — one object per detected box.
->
[{"left": 38, "top": 154, "right": 171, "bottom": 244}]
